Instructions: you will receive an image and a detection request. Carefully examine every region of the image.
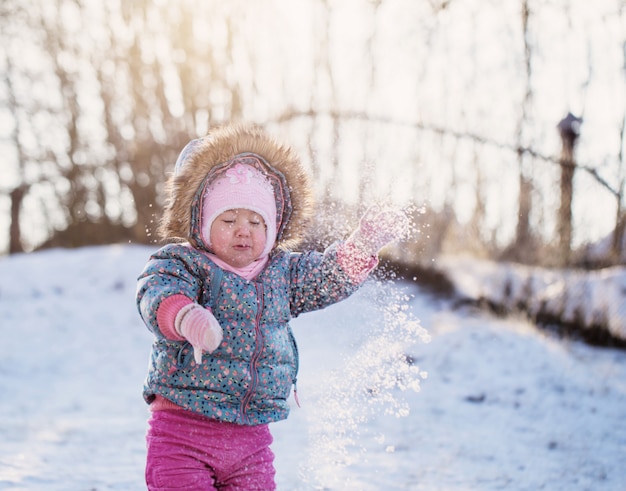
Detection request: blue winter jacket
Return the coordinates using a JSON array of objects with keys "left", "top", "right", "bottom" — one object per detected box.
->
[{"left": 136, "top": 242, "right": 362, "bottom": 425}]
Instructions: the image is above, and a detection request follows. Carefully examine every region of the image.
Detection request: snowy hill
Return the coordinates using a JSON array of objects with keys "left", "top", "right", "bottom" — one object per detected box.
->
[
  {"left": 438, "top": 255, "right": 626, "bottom": 343},
  {"left": 1, "top": 245, "right": 625, "bottom": 490}
]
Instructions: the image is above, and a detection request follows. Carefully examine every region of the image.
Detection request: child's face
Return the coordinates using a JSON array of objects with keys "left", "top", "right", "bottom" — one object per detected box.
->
[{"left": 210, "top": 208, "right": 267, "bottom": 268}]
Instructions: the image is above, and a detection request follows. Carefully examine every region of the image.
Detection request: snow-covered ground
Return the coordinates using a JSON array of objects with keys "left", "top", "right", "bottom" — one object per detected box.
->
[
  {"left": 1, "top": 244, "right": 625, "bottom": 490},
  {"left": 438, "top": 255, "right": 626, "bottom": 342}
]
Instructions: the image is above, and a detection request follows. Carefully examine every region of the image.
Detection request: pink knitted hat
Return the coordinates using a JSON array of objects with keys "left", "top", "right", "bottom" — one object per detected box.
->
[{"left": 201, "top": 163, "right": 277, "bottom": 257}]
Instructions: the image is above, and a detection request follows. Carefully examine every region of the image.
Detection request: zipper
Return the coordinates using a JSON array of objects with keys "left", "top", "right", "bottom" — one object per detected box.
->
[{"left": 240, "top": 282, "right": 265, "bottom": 423}]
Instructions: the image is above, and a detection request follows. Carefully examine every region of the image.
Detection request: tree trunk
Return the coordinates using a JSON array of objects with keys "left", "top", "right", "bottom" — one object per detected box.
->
[
  {"left": 613, "top": 208, "right": 625, "bottom": 262},
  {"left": 511, "top": 0, "right": 536, "bottom": 264},
  {"left": 9, "top": 186, "right": 26, "bottom": 254},
  {"left": 516, "top": 170, "right": 533, "bottom": 256}
]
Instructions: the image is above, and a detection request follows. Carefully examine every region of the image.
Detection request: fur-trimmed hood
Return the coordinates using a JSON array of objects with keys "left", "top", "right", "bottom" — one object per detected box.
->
[{"left": 158, "top": 123, "right": 314, "bottom": 252}]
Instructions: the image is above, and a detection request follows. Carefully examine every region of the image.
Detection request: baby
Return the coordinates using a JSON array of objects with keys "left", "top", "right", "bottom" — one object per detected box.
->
[{"left": 136, "top": 123, "right": 408, "bottom": 490}]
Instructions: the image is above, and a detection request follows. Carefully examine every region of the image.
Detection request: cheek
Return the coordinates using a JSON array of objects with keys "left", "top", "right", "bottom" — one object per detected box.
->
[
  {"left": 208, "top": 226, "right": 227, "bottom": 247},
  {"left": 253, "top": 227, "right": 267, "bottom": 243}
]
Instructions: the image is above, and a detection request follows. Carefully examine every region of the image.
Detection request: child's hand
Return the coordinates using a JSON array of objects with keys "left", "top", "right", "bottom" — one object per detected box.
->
[
  {"left": 175, "top": 304, "right": 223, "bottom": 364},
  {"left": 348, "top": 205, "right": 409, "bottom": 256}
]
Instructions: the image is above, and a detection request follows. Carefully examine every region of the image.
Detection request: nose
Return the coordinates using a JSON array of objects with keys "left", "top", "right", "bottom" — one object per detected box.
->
[{"left": 234, "top": 222, "right": 251, "bottom": 236}]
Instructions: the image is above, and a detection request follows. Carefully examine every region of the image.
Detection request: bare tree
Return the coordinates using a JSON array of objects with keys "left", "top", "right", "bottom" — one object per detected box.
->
[
  {"left": 613, "top": 111, "right": 626, "bottom": 260},
  {"left": 612, "top": 34, "right": 626, "bottom": 260},
  {"left": 3, "top": 55, "right": 27, "bottom": 254},
  {"left": 508, "top": 0, "right": 536, "bottom": 264}
]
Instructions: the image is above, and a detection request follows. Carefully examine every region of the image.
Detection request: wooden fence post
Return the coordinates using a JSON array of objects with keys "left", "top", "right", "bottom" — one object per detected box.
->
[{"left": 557, "top": 112, "right": 582, "bottom": 265}]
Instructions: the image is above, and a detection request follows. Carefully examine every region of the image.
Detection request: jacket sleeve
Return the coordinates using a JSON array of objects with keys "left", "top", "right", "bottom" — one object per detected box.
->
[
  {"left": 136, "top": 244, "right": 205, "bottom": 339},
  {"left": 288, "top": 241, "right": 375, "bottom": 317}
]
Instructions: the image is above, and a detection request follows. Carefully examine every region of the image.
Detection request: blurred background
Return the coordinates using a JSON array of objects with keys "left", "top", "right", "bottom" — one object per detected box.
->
[{"left": 1, "top": 0, "right": 625, "bottom": 269}]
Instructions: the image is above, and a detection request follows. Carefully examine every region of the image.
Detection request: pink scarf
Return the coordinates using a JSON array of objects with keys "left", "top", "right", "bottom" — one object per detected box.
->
[{"left": 205, "top": 253, "right": 269, "bottom": 280}]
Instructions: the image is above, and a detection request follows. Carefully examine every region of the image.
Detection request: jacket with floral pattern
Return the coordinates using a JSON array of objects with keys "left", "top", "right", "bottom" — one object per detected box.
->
[{"left": 137, "top": 242, "right": 362, "bottom": 425}]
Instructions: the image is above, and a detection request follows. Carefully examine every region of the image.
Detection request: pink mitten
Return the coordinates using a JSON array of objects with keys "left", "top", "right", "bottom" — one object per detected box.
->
[
  {"left": 347, "top": 205, "right": 409, "bottom": 256},
  {"left": 175, "top": 304, "right": 223, "bottom": 364}
]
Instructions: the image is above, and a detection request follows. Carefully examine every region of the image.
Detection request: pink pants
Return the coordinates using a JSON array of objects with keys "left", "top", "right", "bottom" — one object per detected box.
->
[{"left": 145, "top": 410, "right": 276, "bottom": 490}]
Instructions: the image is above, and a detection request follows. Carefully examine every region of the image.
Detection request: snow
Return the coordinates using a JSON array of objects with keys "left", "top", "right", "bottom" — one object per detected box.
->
[
  {"left": 1, "top": 244, "right": 625, "bottom": 490},
  {"left": 438, "top": 255, "right": 626, "bottom": 341}
]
